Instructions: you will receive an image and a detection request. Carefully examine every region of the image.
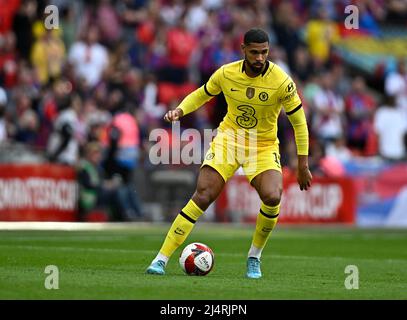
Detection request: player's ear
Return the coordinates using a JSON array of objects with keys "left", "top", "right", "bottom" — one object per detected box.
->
[{"left": 241, "top": 43, "right": 246, "bottom": 51}]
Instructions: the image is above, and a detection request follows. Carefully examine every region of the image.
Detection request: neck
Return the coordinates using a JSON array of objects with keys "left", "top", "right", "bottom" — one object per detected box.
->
[{"left": 244, "top": 60, "right": 267, "bottom": 78}]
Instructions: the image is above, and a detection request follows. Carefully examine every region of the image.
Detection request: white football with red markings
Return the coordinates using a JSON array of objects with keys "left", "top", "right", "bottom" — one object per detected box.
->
[{"left": 179, "top": 242, "right": 214, "bottom": 276}]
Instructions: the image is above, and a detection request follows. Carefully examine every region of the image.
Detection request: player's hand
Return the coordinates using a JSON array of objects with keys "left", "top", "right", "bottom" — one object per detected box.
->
[
  {"left": 164, "top": 108, "right": 184, "bottom": 122},
  {"left": 297, "top": 166, "right": 312, "bottom": 191}
]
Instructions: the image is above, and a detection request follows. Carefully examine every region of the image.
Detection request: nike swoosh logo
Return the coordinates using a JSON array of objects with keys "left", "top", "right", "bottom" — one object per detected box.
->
[{"left": 231, "top": 88, "right": 239, "bottom": 91}]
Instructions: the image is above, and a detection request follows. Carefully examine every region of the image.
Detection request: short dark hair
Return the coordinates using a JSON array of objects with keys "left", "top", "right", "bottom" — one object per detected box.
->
[{"left": 243, "top": 28, "right": 269, "bottom": 45}]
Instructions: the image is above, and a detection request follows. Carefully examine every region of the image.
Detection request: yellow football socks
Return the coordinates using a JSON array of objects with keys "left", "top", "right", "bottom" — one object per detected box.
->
[
  {"left": 159, "top": 200, "right": 204, "bottom": 258},
  {"left": 249, "top": 202, "right": 280, "bottom": 257}
]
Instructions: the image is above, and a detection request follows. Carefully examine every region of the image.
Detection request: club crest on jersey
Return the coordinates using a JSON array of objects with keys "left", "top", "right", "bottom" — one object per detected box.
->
[
  {"left": 246, "top": 87, "right": 255, "bottom": 99},
  {"left": 259, "top": 92, "right": 268, "bottom": 101},
  {"left": 206, "top": 152, "right": 215, "bottom": 160}
]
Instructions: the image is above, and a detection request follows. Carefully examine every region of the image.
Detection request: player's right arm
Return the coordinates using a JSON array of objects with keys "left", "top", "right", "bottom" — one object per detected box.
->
[{"left": 164, "top": 68, "right": 222, "bottom": 122}]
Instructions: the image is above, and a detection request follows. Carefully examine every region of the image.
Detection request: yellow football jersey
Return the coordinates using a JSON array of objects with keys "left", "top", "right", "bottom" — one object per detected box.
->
[
  {"left": 205, "top": 60, "right": 301, "bottom": 142},
  {"left": 178, "top": 59, "right": 308, "bottom": 154}
]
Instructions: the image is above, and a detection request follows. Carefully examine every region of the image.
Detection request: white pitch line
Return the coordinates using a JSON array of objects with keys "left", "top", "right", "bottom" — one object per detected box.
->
[
  {"left": 0, "top": 221, "right": 168, "bottom": 231},
  {"left": 0, "top": 244, "right": 145, "bottom": 254},
  {"left": 0, "top": 244, "right": 406, "bottom": 264}
]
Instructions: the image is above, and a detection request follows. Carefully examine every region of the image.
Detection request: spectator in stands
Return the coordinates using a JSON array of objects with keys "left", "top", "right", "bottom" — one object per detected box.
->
[
  {"left": 68, "top": 25, "right": 109, "bottom": 89},
  {"left": 77, "top": 141, "right": 121, "bottom": 222},
  {"left": 184, "top": 0, "right": 208, "bottom": 33},
  {"left": 0, "top": 0, "right": 20, "bottom": 35},
  {"left": 14, "top": 61, "right": 40, "bottom": 101},
  {"left": 212, "top": 35, "right": 240, "bottom": 69},
  {"left": 12, "top": 0, "right": 37, "bottom": 62},
  {"left": 305, "top": 7, "right": 340, "bottom": 68},
  {"left": 345, "top": 76, "right": 376, "bottom": 155},
  {"left": 311, "top": 71, "right": 345, "bottom": 145},
  {"left": 30, "top": 28, "right": 66, "bottom": 85},
  {"left": 160, "top": 14, "right": 198, "bottom": 83},
  {"left": 357, "top": 1, "right": 383, "bottom": 37},
  {"left": 123, "top": 68, "right": 143, "bottom": 113},
  {"left": 269, "top": 45, "right": 290, "bottom": 74},
  {"left": 196, "top": 9, "right": 222, "bottom": 84},
  {"left": 272, "top": 1, "right": 302, "bottom": 72},
  {"left": 141, "top": 73, "right": 167, "bottom": 125},
  {"left": 291, "top": 46, "right": 315, "bottom": 83},
  {"left": 331, "top": 63, "right": 352, "bottom": 98},
  {"left": 14, "top": 91, "right": 39, "bottom": 145},
  {"left": 102, "top": 95, "right": 145, "bottom": 221},
  {"left": 90, "top": 0, "right": 123, "bottom": 48},
  {"left": 0, "top": 32, "right": 18, "bottom": 89},
  {"left": 374, "top": 95, "right": 407, "bottom": 161},
  {"left": 59, "top": 6, "right": 77, "bottom": 52},
  {"left": 307, "top": 139, "right": 326, "bottom": 177},
  {"left": 36, "top": 75, "right": 73, "bottom": 149},
  {"left": 46, "top": 90, "right": 82, "bottom": 166},
  {"left": 385, "top": 58, "right": 407, "bottom": 117}
]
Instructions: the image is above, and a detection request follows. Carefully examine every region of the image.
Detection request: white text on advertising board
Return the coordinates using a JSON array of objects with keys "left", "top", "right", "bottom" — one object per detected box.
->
[{"left": 0, "top": 178, "right": 77, "bottom": 210}]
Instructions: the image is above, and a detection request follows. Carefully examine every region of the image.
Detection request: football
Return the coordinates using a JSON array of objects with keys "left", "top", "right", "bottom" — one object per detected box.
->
[{"left": 179, "top": 242, "right": 214, "bottom": 276}]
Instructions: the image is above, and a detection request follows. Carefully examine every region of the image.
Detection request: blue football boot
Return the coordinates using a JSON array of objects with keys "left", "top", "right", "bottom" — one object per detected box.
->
[
  {"left": 246, "top": 257, "right": 262, "bottom": 279},
  {"left": 146, "top": 260, "right": 166, "bottom": 275}
]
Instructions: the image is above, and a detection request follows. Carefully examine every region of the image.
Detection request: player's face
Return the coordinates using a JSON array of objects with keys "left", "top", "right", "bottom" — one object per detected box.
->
[{"left": 242, "top": 42, "right": 269, "bottom": 75}]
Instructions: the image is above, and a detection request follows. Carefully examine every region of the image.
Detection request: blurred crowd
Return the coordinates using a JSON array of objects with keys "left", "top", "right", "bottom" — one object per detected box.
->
[{"left": 0, "top": 0, "right": 407, "bottom": 220}]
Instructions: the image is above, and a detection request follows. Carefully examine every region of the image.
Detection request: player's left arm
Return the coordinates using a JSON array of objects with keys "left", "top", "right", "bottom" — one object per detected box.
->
[{"left": 279, "top": 78, "right": 313, "bottom": 191}]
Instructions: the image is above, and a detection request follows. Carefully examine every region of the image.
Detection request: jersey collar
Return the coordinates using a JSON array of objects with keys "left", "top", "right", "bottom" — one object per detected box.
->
[{"left": 241, "top": 60, "right": 270, "bottom": 77}]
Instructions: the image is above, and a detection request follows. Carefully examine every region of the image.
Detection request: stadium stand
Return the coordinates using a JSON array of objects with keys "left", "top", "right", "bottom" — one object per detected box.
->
[{"left": 0, "top": 0, "right": 406, "bottom": 225}]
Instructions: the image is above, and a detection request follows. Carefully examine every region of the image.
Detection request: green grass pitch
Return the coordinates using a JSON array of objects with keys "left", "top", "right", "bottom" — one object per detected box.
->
[{"left": 0, "top": 223, "right": 406, "bottom": 300}]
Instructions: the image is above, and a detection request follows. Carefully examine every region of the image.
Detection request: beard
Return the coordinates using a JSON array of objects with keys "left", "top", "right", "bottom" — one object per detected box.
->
[{"left": 245, "top": 59, "right": 264, "bottom": 74}]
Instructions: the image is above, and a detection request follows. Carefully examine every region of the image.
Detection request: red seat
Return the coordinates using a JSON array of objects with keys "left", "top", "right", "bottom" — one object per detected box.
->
[{"left": 158, "top": 82, "right": 198, "bottom": 105}]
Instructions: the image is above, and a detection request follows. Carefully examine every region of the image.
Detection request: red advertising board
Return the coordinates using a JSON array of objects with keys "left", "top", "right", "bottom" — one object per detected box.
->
[
  {"left": 216, "top": 174, "right": 356, "bottom": 224},
  {"left": 0, "top": 164, "right": 78, "bottom": 221}
]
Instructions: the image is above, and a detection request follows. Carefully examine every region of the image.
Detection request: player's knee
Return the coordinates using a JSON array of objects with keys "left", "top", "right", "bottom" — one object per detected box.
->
[
  {"left": 260, "top": 189, "right": 282, "bottom": 207},
  {"left": 193, "top": 188, "right": 215, "bottom": 209}
]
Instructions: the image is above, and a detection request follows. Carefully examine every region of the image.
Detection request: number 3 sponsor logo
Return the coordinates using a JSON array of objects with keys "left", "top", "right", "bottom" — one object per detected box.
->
[{"left": 236, "top": 105, "right": 258, "bottom": 129}]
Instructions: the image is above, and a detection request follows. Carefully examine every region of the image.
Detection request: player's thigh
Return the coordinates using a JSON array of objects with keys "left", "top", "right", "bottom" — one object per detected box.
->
[
  {"left": 244, "top": 145, "right": 283, "bottom": 205},
  {"left": 201, "top": 133, "right": 240, "bottom": 183},
  {"left": 192, "top": 165, "right": 226, "bottom": 210},
  {"left": 251, "top": 169, "right": 283, "bottom": 206}
]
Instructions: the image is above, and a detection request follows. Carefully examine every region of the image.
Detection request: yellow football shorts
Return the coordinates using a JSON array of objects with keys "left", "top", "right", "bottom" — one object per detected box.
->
[{"left": 202, "top": 130, "right": 282, "bottom": 183}]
